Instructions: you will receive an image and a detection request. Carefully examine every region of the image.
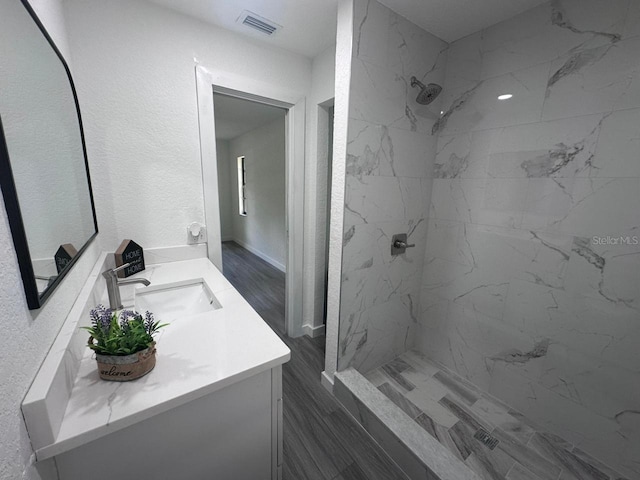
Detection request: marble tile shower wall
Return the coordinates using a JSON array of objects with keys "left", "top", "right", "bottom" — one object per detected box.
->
[
  {"left": 337, "top": 0, "right": 448, "bottom": 373},
  {"left": 418, "top": 0, "right": 640, "bottom": 477}
]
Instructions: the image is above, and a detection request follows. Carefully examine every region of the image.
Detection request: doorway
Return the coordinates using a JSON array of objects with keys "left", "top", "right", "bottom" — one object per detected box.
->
[
  {"left": 213, "top": 94, "right": 287, "bottom": 269},
  {"left": 195, "top": 66, "right": 305, "bottom": 338},
  {"left": 213, "top": 94, "right": 287, "bottom": 332}
]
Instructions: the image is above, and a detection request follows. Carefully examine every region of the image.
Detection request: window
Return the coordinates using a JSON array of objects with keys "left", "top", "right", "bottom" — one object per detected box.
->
[{"left": 237, "top": 156, "right": 247, "bottom": 216}]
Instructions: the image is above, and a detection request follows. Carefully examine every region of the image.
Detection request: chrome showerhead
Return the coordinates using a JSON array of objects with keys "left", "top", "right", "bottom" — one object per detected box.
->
[{"left": 411, "top": 76, "right": 442, "bottom": 105}]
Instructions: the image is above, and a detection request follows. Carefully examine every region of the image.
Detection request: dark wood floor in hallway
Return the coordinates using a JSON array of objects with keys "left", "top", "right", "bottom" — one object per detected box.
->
[{"left": 221, "top": 242, "right": 409, "bottom": 480}]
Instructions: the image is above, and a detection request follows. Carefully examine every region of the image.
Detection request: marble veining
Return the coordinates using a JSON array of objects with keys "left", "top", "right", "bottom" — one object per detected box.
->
[
  {"left": 550, "top": 0, "right": 621, "bottom": 44},
  {"left": 432, "top": 82, "right": 482, "bottom": 135},
  {"left": 571, "top": 237, "right": 605, "bottom": 271},
  {"left": 490, "top": 339, "right": 550, "bottom": 365},
  {"left": 338, "top": 0, "right": 446, "bottom": 373},
  {"left": 546, "top": 45, "right": 614, "bottom": 91},
  {"left": 434, "top": 152, "right": 470, "bottom": 179},
  {"left": 417, "top": 1, "right": 640, "bottom": 478},
  {"left": 520, "top": 141, "right": 587, "bottom": 178},
  {"left": 338, "top": 0, "right": 640, "bottom": 476}
]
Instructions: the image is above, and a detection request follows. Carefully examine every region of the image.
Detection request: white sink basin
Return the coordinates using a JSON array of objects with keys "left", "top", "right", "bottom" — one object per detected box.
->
[{"left": 134, "top": 279, "right": 221, "bottom": 321}]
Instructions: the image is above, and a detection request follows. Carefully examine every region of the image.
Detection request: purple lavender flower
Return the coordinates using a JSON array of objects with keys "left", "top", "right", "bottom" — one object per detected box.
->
[
  {"left": 119, "top": 309, "right": 136, "bottom": 322},
  {"left": 90, "top": 304, "right": 113, "bottom": 335},
  {"left": 144, "top": 311, "right": 155, "bottom": 334},
  {"left": 118, "top": 309, "right": 136, "bottom": 333}
]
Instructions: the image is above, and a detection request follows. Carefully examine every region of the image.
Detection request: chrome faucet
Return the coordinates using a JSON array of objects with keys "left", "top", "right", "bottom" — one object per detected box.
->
[{"left": 102, "top": 263, "right": 151, "bottom": 310}]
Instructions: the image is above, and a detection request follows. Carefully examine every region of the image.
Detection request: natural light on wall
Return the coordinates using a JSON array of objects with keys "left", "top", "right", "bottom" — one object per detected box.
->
[{"left": 237, "top": 155, "right": 247, "bottom": 216}]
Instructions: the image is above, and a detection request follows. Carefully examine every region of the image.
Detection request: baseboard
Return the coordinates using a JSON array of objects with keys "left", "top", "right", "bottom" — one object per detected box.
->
[
  {"left": 144, "top": 244, "right": 207, "bottom": 264},
  {"left": 302, "top": 323, "right": 326, "bottom": 338},
  {"left": 231, "top": 239, "right": 286, "bottom": 272},
  {"left": 321, "top": 371, "right": 334, "bottom": 393}
]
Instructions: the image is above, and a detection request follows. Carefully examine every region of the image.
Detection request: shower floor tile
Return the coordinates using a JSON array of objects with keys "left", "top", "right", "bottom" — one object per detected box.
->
[{"left": 365, "top": 351, "right": 628, "bottom": 480}]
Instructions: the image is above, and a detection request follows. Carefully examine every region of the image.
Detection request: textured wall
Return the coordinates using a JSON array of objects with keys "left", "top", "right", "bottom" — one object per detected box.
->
[
  {"left": 0, "top": 204, "right": 101, "bottom": 480},
  {"left": 336, "top": 0, "right": 448, "bottom": 373},
  {"left": 29, "top": 0, "right": 72, "bottom": 63},
  {"left": 228, "top": 118, "right": 287, "bottom": 269},
  {"left": 418, "top": 0, "right": 640, "bottom": 476},
  {"left": 0, "top": 0, "right": 94, "bottom": 262},
  {"left": 0, "top": 2, "right": 103, "bottom": 479},
  {"left": 63, "top": 0, "right": 311, "bottom": 253}
]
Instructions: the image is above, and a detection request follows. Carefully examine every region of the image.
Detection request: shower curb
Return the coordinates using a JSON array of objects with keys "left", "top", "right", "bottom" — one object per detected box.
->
[{"left": 334, "top": 368, "right": 481, "bottom": 480}]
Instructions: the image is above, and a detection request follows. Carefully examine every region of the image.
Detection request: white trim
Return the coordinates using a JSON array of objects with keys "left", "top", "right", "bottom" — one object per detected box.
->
[
  {"left": 302, "top": 323, "right": 325, "bottom": 338},
  {"left": 195, "top": 67, "right": 223, "bottom": 271},
  {"left": 195, "top": 65, "right": 305, "bottom": 338},
  {"left": 320, "top": 371, "right": 334, "bottom": 393},
  {"left": 302, "top": 323, "right": 326, "bottom": 338},
  {"left": 232, "top": 238, "right": 286, "bottom": 273},
  {"left": 144, "top": 244, "right": 208, "bottom": 265},
  {"left": 324, "top": 0, "right": 353, "bottom": 379},
  {"left": 285, "top": 100, "right": 306, "bottom": 338}
]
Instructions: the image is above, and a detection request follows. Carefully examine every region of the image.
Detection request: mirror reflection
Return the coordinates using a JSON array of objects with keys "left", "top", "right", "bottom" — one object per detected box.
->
[{"left": 0, "top": 1, "right": 96, "bottom": 300}]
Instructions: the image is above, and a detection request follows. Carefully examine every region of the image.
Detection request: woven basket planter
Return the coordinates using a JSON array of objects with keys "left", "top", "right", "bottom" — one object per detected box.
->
[{"left": 93, "top": 341, "right": 157, "bottom": 382}]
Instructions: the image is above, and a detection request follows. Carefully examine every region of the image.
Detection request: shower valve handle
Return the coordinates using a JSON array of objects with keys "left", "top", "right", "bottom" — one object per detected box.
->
[
  {"left": 393, "top": 240, "right": 415, "bottom": 249},
  {"left": 391, "top": 233, "right": 414, "bottom": 255}
]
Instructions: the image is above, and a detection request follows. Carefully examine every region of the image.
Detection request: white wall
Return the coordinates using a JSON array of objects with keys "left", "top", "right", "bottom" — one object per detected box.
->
[
  {"left": 215, "top": 139, "right": 233, "bottom": 242},
  {"left": 0, "top": 3, "right": 102, "bottom": 478},
  {"left": 0, "top": 0, "right": 313, "bottom": 476},
  {"left": 63, "top": 0, "right": 311, "bottom": 254},
  {"left": 302, "top": 45, "right": 336, "bottom": 333},
  {"left": 228, "top": 118, "right": 286, "bottom": 270}
]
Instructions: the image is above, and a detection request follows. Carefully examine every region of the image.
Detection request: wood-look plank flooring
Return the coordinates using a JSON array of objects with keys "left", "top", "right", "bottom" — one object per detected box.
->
[
  {"left": 221, "top": 242, "right": 409, "bottom": 480},
  {"left": 366, "top": 351, "right": 629, "bottom": 480}
]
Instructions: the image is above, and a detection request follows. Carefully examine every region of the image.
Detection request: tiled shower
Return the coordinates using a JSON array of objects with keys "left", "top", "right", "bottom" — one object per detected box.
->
[{"left": 336, "top": 0, "right": 640, "bottom": 478}]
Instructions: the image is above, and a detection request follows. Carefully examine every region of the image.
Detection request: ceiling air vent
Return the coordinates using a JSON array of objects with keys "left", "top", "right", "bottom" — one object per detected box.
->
[{"left": 237, "top": 11, "right": 281, "bottom": 36}]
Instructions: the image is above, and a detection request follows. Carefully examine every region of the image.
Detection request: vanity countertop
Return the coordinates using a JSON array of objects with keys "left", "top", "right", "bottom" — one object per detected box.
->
[{"left": 35, "top": 257, "right": 290, "bottom": 460}]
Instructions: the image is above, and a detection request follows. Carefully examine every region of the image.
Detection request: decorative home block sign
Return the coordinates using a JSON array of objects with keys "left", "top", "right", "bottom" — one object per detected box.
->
[
  {"left": 115, "top": 239, "right": 145, "bottom": 278},
  {"left": 54, "top": 244, "right": 78, "bottom": 274}
]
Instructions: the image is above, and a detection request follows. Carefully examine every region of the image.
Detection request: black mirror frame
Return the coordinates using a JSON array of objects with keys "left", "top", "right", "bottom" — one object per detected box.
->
[{"left": 0, "top": 0, "right": 98, "bottom": 310}]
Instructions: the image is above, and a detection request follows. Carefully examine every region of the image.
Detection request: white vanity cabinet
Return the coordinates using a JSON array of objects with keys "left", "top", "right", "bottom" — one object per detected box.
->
[
  {"left": 22, "top": 254, "right": 289, "bottom": 480},
  {"left": 53, "top": 366, "right": 283, "bottom": 480}
]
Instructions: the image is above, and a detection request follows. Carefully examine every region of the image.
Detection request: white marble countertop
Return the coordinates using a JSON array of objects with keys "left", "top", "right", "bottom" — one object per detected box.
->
[{"left": 36, "top": 257, "right": 290, "bottom": 460}]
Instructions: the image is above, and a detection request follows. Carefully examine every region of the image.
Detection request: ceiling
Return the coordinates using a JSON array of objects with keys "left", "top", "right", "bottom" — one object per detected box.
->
[
  {"left": 379, "top": 0, "right": 547, "bottom": 42},
  {"left": 213, "top": 94, "right": 286, "bottom": 141},
  {"left": 146, "top": 0, "right": 548, "bottom": 57},
  {"left": 146, "top": 0, "right": 340, "bottom": 57}
]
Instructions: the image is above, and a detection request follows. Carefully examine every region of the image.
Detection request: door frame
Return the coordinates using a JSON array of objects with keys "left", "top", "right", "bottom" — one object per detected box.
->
[{"left": 195, "top": 65, "right": 305, "bottom": 337}]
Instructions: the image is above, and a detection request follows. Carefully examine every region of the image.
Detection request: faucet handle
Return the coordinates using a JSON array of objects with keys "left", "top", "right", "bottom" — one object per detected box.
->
[{"left": 102, "top": 262, "right": 130, "bottom": 279}]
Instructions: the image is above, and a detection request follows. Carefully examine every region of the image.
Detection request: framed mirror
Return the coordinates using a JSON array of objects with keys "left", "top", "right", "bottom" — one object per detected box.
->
[{"left": 0, "top": 0, "right": 98, "bottom": 309}]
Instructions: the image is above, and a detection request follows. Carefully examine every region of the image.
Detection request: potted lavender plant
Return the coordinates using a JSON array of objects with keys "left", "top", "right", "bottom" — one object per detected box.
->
[{"left": 83, "top": 305, "right": 167, "bottom": 381}]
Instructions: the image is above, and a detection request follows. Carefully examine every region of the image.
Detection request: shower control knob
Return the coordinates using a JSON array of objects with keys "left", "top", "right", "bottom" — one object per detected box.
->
[
  {"left": 391, "top": 233, "right": 415, "bottom": 255},
  {"left": 393, "top": 240, "right": 415, "bottom": 249}
]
